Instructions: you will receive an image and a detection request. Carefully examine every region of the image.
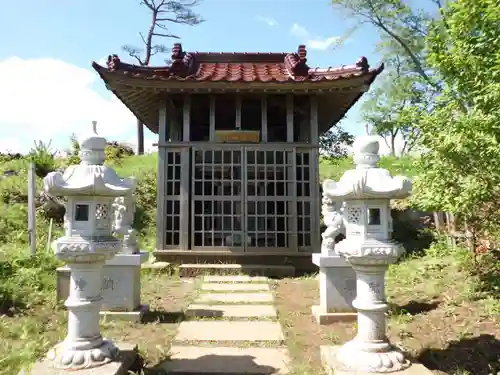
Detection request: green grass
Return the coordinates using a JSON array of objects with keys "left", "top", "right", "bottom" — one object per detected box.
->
[{"left": 319, "top": 155, "right": 419, "bottom": 181}]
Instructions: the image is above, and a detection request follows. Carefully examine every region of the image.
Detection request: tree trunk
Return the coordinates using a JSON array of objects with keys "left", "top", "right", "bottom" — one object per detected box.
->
[{"left": 137, "top": 119, "right": 144, "bottom": 155}]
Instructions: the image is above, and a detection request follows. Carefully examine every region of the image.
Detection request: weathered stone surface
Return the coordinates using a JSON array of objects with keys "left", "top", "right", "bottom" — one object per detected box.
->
[
  {"left": 320, "top": 346, "right": 433, "bottom": 375},
  {"left": 19, "top": 343, "right": 138, "bottom": 375},
  {"left": 196, "top": 293, "right": 274, "bottom": 304},
  {"left": 56, "top": 252, "right": 149, "bottom": 312},
  {"left": 312, "top": 254, "right": 357, "bottom": 315},
  {"left": 186, "top": 304, "right": 277, "bottom": 318},
  {"left": 202, "top": 283, "right": 270, "bottom": 291},
  {"left": 100, "top": 304, "right": 149, "bottom": 323},
  {"left": 158, "top": 346, "right": 289, "bottom": 374},
  {"left": 175, "top": 321, "right": 284, "bottom": 342},
  {"left": 203, "top": 275, "right": 269, "bottom": 283},
  {"left": 311, "top": 305, "right": 357, "bottom": 325}
]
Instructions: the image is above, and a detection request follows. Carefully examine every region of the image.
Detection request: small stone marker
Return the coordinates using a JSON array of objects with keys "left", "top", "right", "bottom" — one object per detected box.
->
[
  {"left": 175, "top": 321, "right": 284, "bottom": 342},
  {"left": 201, "top": 283, "right": 270, "bottom": 291},
  {"left": 186, "top": 304, "right": 277, "bottom": 318},
  {"left": 197, "top": 292, "right": 274, "bottom": 304},
  {"left": 159, "top": 346, "right": 290, "bottom": 374}
]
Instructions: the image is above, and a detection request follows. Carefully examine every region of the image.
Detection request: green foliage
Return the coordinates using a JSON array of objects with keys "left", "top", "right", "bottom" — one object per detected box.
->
[
  {"left": 362, "top": 64, "right": 428, "bottom": 155},
  {"left": 105, "top": 141, "right": 135, "bottom": 164},
  {"left": 412, "top": 0, "right": 500, "bottom": 235},
  {"left": 66, "top": 133, "right": 81, "bottom": 165},
  {"left": 319, "top": 124, "right": 354, "bottom": 159},
  {"left": 331, "top": 0, "right": 439, "bottom": 86},
  {"left": 27, "top": 140, "right": 57, "bottom": 178}
]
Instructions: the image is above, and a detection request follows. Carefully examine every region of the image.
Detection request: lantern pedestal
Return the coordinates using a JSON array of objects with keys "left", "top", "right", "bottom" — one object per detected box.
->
[
  {"left": 331, "top": 240, "right": 411, "bottom": 373},
  {"left": 19, "top": 343, "right": 138, "bottom": 375},
  {"left": 311, "top": 254, "right": 357, "bottom": 324},
  {"left": 320, "top": 346, "right": 434, "bottom": 375},
  {"left": 56, "top": 252, "right": 149, "bottom": 322}
]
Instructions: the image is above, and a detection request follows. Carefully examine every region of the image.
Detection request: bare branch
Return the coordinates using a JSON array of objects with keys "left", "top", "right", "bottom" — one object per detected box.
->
[
  {"left": 153, "top": 32, "right": 180, "bottom": 38},
  {"left": 122, "top": 45, "right": 145, "bottom": 65},
  {"left": 139, "top": 32, "right": 148, "bottom": 46}
]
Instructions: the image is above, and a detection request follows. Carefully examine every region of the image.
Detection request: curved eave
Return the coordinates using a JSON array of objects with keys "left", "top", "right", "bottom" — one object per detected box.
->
[
  {"left": 47, "top": 184, "right": 134, "bottom": 197},
  {"left": 92, "top": 61, "right": 384, "bottom": 86},
  {"left": 91, "top": 61, "right": 384, "bottom": 134}
]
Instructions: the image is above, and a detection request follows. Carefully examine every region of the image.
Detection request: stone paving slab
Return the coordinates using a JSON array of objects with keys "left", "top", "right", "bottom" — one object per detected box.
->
[
  {"left": 203, "top": 275, "right": 269, "bottom": 283},
  {"left": 202, "top": 283, "right": 270, "bottom": 291},
  {"left": 186, "top": 304, "right": 277, "bottom": 318},
  {"left": 175, "top": 321, "right": 284, "bottom": 342},
  {"left": 158, "top": 346, "right": 290, "bottom": 374},
  {"left": 196, "top": 292, "right": 274, "bottom": 304}
]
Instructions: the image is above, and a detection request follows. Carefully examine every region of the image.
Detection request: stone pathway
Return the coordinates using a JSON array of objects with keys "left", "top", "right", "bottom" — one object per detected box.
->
[{"left": 158, "top": 275, "right": 290, "bottom": 374}]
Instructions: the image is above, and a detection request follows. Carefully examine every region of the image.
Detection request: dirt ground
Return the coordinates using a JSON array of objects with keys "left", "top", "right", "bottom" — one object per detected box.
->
[{"left": 274, "top": 276, "right": 500, "bottom": 375}]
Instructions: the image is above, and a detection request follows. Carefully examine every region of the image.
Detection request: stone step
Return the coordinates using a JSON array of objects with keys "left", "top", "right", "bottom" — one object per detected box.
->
[
  {"left": 179, "top": 264, "right": 295, "bottom": 278},
  {"left": 158, "top": 346, "right": 290, "bottom": 374},
  {"left": 196, "top": 292, "right": 274, "bottom": 304},
  {"left": 174, "top": 321, "right": 284, "bottom": 343},
  {"left": 201, "top": 283, "right": 270, "bottom": 292},
  {"left": 186, "top": 304, "right": 277, "bottom": 319},
  {"left": 203, "top": 275, "right": 269, "bottom": 283}
]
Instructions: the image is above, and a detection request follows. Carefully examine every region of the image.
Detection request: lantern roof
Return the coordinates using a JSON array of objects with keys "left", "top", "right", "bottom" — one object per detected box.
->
[
  {"left": 43, "top": 122, "right": 136, "bottom": 197},
  {"left": 323, "top": 135, "right": 412, "bottom": 200}
]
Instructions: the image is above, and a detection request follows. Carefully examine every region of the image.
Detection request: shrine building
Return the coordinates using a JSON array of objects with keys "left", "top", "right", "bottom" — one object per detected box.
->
[{"left": 92, "top": 43, "right": 383, "bottom": 272}]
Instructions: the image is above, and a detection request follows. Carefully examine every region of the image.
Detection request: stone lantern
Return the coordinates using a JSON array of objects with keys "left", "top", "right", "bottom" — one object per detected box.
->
[
  {"left": 42, "top": 122, "right": 136, "bottom": 371},
  {"left": 320, "top": 135, "right": 414, "bottom": 374}
]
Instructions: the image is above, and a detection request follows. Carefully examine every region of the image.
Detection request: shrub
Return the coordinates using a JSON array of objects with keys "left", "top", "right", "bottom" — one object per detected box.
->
[
  {"left": 105, "top": 141, "right": 135, "bottom": 164},
  {"left": 27, "top": 140, "right": 57, "bottom": 178}
]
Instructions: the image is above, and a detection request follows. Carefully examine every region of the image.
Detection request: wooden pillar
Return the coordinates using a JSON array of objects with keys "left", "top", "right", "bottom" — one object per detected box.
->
[
  {"left": 261, "top": 96, "right": 268, "bottom": 142},
  {"left": 156, "top": 102, "right": 167, "bottom": 250},
  {"left": 236, "top": 95, "right": 242, "bottom": 129},
  {"left": 309, "top": 95, "right": 321, "bottom": 252},
  {"left": 209, "top": 95, "right": 216, "bottom": 141},
  {"left": 286, "top": 94, "right": 298, "bottom": 250},
  {"left": 286, "top": 94, "right": 294, "bottom": 142},
  {"left": 180, "top": 96, "right": 191, "bottom": 249},
  {"left": 183, "top": 95, "right": 191, "bottom": 142},
  {"left": 137, "top": 120, "right": 144, "bottom": 155}
]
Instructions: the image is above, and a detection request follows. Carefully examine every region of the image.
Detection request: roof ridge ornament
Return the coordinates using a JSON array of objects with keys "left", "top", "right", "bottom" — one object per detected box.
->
[
  {"left": 284, "top": 44, "right": 310, "bottom": 77},
  {"left": 356, "top": 56, "right": 369, "bottom": 71},
  {"left": 106, "top": 54, "right": 121, "bottom": 71}
]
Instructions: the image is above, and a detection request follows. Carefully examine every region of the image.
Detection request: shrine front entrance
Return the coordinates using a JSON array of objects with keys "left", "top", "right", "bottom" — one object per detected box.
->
[{"left": 158, "top": 144, "right": 319, "bottom": 253}]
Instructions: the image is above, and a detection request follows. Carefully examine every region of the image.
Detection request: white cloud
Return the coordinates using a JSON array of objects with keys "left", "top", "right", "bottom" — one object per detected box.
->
[
  {"left": 290, "top": 23, "right": 346, "bottom": 51},
  {"left": 290, "top": 23, "right": 309, "bottom": 39},
  {"left": 308, "top": 36, "right": 343, "bottom": 51},
  {"left": 0, "top": 56, "right": 155, "bottom": 154},
  {"left": 256, "top": 16, "right": 278, "bottom": 27}
]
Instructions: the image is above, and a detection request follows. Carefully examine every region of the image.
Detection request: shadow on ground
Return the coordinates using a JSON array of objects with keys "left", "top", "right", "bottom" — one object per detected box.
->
[
  {"left": 0, "top": 295, "right": 27, "bottom": 317},
  {"left": 148, "top": 354, "right": 280, "bottom": 375},
  {"left": 390, "top": 300, "right": 440, "bottom": 316},
  {"left": 418, "top": 334, "right": 500, "bottom": 375},
  {"left": 142, "top": 310, "right": 185, "bottom": 324}
]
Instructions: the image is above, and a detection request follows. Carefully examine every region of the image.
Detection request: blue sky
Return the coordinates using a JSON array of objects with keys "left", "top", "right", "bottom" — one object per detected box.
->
[{"left": 0, "top": 0, "right": 384, "bottom": 154}]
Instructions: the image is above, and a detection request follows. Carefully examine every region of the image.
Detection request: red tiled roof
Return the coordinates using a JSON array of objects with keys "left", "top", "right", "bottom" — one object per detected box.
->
[{"left": 93, "top": 43, "right": 383, "bottom": 84}]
